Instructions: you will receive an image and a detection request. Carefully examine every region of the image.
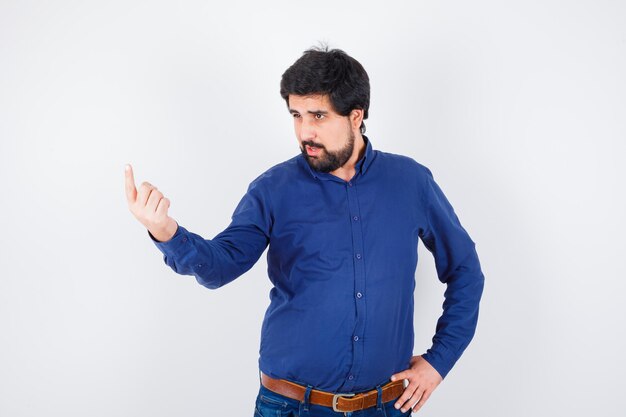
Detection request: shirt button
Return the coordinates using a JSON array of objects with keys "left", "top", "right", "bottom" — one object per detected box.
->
[
  {"left": 353, "top": 335, "right": 359, "bottom": 341},
  {"left": 353, "top": 215, "right": 359, "bottom": 221},
  {"left": 356, "top": 292, "right": 363, "bottom": 298},
  {"left": 197, "top": 264, "right": 202, "bottom": 268},
  {"left": 348, "top": 181, "right": 353, "bottom": 187},
  {"left": 355, "top": 253, "right": 362, "bottom": 260},
  {"left": 182, "top": 236, "right": 188, "bottom": 243},
  {"left": 348, "top": 375, "right": 354, "bottom": 380}
]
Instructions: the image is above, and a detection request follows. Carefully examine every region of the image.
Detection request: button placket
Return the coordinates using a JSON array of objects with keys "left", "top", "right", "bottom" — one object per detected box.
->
[{"left": 344, "top": 179, "right": 366, "bottom": 391}]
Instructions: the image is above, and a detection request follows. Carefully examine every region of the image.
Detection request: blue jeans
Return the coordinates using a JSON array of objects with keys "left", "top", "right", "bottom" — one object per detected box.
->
[{"left": 254, "top": 381, "right": 412, "bottom": 417}]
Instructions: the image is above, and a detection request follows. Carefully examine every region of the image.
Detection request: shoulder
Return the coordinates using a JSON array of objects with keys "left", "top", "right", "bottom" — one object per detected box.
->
[
  {"left": 246, "top": 155, "right": 300, "bottom": 192},
  {"left": 375, "top": 149, "right": 433, "bottom": 179}
]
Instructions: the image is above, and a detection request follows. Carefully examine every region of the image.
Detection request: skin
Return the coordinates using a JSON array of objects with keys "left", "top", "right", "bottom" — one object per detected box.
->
[
  {"left": 288, "top": 93, "right": 365, "bottom": 182},
  {"left": 390, "top": 355, "right": 443, "bottom": 414},
  {"left": 124, "top": 164, "right": 178, "bottom": 242},
  {"left": 124, "top": 92, "right": 444, "bottom": 413}
]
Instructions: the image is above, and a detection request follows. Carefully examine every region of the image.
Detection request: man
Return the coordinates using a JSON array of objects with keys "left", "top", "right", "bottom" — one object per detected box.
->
[{"left": 125, "top": 45, "right": 485, "bottom": 416}]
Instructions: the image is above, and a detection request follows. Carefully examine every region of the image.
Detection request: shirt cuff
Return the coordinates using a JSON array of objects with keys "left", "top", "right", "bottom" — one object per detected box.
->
[
  {"left": 147, "top": 223, "right": 191, "bottom": 259},
  {"left": 421, "top": 343, "right": 459, "bottom": 380}
]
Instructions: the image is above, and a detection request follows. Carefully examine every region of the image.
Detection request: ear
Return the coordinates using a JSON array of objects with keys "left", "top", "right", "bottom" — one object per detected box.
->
[{"left": 350, "top": 109, "right": 364, "bottom": 131}]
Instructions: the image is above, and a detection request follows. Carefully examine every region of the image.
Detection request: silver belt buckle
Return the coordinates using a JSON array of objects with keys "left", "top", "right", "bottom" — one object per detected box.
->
[{"left": 332, "top": 392, "right": 356, "bottom": 412}]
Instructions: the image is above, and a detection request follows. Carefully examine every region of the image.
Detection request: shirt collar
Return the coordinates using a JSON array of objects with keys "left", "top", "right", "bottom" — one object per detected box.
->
[{"left": 298, "top": 134, "right": 375, "bottom": 182}]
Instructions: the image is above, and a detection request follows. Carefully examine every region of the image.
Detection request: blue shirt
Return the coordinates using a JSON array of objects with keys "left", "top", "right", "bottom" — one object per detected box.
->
[{"left": 148, "top": 135, "right": 485, "bottom": 392}]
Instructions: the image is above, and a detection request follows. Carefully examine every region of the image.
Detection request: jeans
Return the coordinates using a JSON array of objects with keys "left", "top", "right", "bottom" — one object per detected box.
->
[{"left": 254, "top": 381, "right": 412, "bottom": 417}]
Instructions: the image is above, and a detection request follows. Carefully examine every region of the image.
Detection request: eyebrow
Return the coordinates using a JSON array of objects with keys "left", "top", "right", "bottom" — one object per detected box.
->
[{"left": 288, "top": 108, "right": 329, "bottom": 115}]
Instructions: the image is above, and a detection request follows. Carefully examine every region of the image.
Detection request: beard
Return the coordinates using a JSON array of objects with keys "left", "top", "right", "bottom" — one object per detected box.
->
[{"left": 300, "top": 129, "right": 356, "bottom": 173}]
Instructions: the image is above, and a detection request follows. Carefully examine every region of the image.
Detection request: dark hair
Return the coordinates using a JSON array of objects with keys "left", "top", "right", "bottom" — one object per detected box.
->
[{"left": 280, "top": 43, "right": 370, "bottom": 134}]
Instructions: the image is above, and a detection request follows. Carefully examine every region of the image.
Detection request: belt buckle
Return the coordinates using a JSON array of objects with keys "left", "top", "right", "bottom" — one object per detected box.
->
[{"left": 332, "top": 392, "right": 355, "bottom": 412}]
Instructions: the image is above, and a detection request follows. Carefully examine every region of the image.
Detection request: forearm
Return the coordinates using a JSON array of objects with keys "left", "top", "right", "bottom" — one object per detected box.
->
[
  {"left": 421, "top": 246, "right": 485, "bottom": 379},
  {"left": 149, "top": 222, "right": 269, "bottom": 289}
]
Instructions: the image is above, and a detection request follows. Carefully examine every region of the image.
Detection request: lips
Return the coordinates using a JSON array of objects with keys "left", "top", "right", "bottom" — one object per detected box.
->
[{"left": 306, "top": 145, "right": 321, "bottom": 156}]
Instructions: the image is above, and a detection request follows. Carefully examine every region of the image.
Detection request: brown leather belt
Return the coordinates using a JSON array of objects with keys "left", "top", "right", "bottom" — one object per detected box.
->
[{"left": 260, "top": 371, "right": 405, "bottom": 413}]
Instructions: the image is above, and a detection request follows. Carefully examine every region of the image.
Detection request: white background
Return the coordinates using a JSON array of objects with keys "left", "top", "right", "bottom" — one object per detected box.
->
[{"left": 1, "top": 1, "right": 624, "bottom": 416}]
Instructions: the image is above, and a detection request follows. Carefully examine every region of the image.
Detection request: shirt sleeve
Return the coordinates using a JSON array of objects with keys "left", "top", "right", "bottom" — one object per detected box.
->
[
  {"left": 148, "top": 177, "right": 273, "bottom": 289},
  {"left": 418, "top": 165, "right": 485, "bottom": 380}
]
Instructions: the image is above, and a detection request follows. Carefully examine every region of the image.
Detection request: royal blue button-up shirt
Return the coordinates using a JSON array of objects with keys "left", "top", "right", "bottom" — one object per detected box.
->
[{"left": 148, "top": 135, "right": 485, "bottom": 393}]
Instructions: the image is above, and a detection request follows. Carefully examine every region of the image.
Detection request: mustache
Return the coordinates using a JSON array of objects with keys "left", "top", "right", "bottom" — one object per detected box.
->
[{"left": 302, "top": 142, "right": 324, "bottom": 149}]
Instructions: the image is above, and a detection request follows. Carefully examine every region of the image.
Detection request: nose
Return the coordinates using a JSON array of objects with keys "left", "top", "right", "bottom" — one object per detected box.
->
[{"left": 298, "top": 117, "right": 317, "bottom": 142}]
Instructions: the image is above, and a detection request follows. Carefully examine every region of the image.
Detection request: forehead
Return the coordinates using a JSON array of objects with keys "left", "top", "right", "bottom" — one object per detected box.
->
[{"left": 288, "top": 94, "right": 335, "bottom": 112}]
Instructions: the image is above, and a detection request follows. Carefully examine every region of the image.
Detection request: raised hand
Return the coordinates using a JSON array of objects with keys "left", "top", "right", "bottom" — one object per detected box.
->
[{"left": 124, "top": 164, "right": 178, "bottom": 242}]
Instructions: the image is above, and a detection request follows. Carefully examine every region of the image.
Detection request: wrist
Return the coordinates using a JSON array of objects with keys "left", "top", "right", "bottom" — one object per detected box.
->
[{"left": 149, "top": 219, "right": 178, "bottom": 243}]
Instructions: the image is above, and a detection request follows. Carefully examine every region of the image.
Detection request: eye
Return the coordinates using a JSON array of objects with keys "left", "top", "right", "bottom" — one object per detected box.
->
[
  {"left": 315, "top": 113, "right": 325, "bottom": 120},
  {"left": 292, "top": 113, "right": 300, "bottom": 118}
]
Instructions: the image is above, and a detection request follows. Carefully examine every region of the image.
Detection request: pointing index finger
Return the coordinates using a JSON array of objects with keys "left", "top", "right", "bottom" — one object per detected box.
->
[{"left": 125, "top": 163, "right": 137, "bottom": 203}]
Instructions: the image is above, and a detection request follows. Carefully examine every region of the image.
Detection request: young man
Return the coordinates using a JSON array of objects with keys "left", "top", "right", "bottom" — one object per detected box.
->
[{"left": 125, "top": 45, "right": 485, "bottom": 416}]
